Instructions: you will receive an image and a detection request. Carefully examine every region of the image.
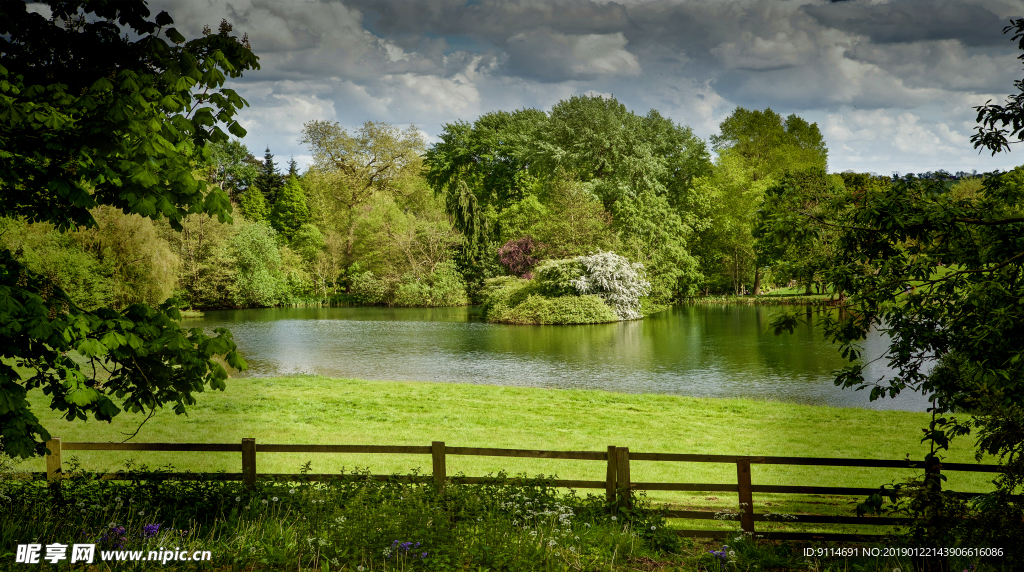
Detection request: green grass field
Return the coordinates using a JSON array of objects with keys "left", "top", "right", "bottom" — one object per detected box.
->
[{"left": 17, "top": 376, "right": 997, "bottom": 536}]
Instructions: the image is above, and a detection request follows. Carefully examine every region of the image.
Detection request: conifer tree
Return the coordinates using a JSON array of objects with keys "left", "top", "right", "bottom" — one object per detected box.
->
[
  {"left": 287, "top": 157, "right": 299, "bottom": 177},
  {"left": 270, "top": 175, "right": 312, "bottom": 240},
  {"left": 256, "top": 147, "right": 285, "bottom": 204}
]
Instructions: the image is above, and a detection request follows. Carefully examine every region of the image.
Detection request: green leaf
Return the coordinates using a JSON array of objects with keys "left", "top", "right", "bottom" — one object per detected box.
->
[
  {"left": 67, "top": 387, "right": 101, "bottom": 406},
  {"left": 165, "top": 28, "right": 186, "bottom": 45},
  {"left": 77, "top": 339, "right": 108, "bottom": 358},
  {"left": 90, "top": 77, "right": 114, "bottom": 92}
]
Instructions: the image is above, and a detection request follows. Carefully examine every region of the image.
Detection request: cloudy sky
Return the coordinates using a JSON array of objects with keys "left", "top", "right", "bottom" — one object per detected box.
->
[{"left": 147, "top": 0, "right": 1024, "bottom": 175}]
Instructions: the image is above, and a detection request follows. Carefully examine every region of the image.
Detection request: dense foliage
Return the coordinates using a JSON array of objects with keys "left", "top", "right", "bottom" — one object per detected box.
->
[
  {"left": 760, "top": 19, "right": 1024, "bottom": 564},
  {"left": 0, "top": 463, "right": 687, "bottom": 572},
  {"left": 480, "top": 251, "right": 650, "bottom": 324},
  {"left": 0, "top": 0, "right": 256, "bottom": 458}
]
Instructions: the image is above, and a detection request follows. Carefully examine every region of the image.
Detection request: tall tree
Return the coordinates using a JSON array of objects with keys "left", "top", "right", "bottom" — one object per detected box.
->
[
  {"left": 203, "top": 139, "right": 259, "bottom": 202},
  {"left": 711, "top": 107, "right": 827, "bottom": 182},
  {"left": 256, "top": 147, "right": 284, "bottom": 204},
  {"left": 300, "top": 120, "right": 426, "bottom": 254},
  {"left": 0, "top": 0, "right": 254, "bottom": 457},
  {"left": 270, "top": 175, "right": 312, "bottom": 240},
  {"left": 700, "top": 107, "right": 829, "bottom": 294},
  {"left": 238, "top": 186, "right": 269, "bottom": 223}
]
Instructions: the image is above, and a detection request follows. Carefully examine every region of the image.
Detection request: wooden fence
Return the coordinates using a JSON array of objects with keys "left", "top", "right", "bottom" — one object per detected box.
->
[{"left": 36, "top": 438, "right": 1003, "bottom": 542}]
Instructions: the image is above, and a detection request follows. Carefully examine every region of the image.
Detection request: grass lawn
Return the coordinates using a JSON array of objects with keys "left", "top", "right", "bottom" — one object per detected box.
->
[{"left": 17, "top": 376, "right": 996, "bottom": 536}]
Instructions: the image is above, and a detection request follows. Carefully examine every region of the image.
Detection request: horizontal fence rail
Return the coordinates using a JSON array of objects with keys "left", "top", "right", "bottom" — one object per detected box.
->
[{"left": 25, "top": 438, "right": 1003, "bottom": 542}]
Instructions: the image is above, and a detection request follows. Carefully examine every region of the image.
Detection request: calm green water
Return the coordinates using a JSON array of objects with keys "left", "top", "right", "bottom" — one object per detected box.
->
[{"left": 185, "top": 305, "right": 929, "bottom": 411}]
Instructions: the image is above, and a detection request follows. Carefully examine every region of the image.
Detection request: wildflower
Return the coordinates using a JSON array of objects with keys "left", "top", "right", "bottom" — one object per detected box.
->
[
  {"left": 548, "top": 539, "right": 557, "bottom": 547},
  {"left": 261, "top": 499, "right": 268, "bottom": 505},
  {"left": 650, "top": 526, "right": 656, "bottom": 531},
  {"left": 235, "top": 496, "right": 241, "bottom": 502},
  {"left": 729, "top": 550, "right": 736, "bottom": 559},
  {"left": 138, "top": 510, "right": 145, "bottom": 516},
  {"left": 289, "top": 489, "right": 296, "bottom": 494},
  {"left": 142, "top": 524, "right": 161, "bottom": 539},
  {"left": 357, "top": 567, "right": 364, "bottom": 572},
  {"left": 610, "top": 516, "right": 617, "bottom": 521},
  {"left": 272, "top": 497, "right": 278, "bottom": 502}
]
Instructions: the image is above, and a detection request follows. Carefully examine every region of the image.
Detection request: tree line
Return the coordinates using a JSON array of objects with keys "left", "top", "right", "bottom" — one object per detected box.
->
[{"left": 3, "top": 95, "right": 866, "bottom": 311}]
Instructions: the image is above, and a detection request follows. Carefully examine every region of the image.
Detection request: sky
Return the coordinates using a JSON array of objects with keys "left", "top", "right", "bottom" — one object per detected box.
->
[{"left": 144, "top": 0, "right": 1024, "bottom": 175}]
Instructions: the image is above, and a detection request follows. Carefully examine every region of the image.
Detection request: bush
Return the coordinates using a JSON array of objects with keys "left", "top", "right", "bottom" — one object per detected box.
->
[
  {"left": 569, "top": 251, "right": 650, "bottom": 320},
  {"left": 349, "top": 270, "right": 388, "bottom": 305},
  {"left": 533, "top": 258, "right": 585, "bottom": 297},
  {"left": 479, "top": 277, "right": 618, "bottom": 325},
  {"left": 392, "top": 261, "right": 469, "bottom": 307},
  {"left": 488, "top": 294, "right": 618, "bottom": 325},
  {"left": 498, "top": 235, "right": 543, "bottom": 278}
]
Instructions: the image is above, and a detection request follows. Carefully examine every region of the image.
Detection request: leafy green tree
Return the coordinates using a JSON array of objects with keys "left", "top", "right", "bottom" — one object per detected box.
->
[
  {"left": 540, "top": 96, "right": 711, "bottom": 210},
  {"left": 301, "top": 120, "right": 426, "bottom": 254},
  {"left": 238, "top": 185, "right": 270, "bottom": 222},
  {"left": 270, "top": 175, "right": 311, "bottom": 240},
  {"left": 230, "top": 222, "right": 285, "bottom": 307},
  {"left": 756, "top": 169, "right": 847, "bottom": 295},
  {"left": 687, "top": 153, "right": 770, "bottom": 295},
  {"left": 256, "top": 147, "right": 285, "bottom": 205},
  {"left": 425, "top": 109, "right": 547, "bottom": 270},
  {"left": 696, "top": 108, "right": 828, "bottom": 294},
  {"left": 711, "top": 107, "right": 827, "bottom": 182},
  {"left": 291, "top": 223, "right": 325, "bottom": 263},
  {"left": 613, "top": 190, "right": 700, "bottom": 300},
  {"left": 0, "top": 217, "right": 111, "bottom": 310},
  {"left": 0, "top": 1, "right": 254, "bottom": 457},
  {"left": 203, "top": 139, "right": 259, "bottom": 202},
  {"left": 159, "top": 213, "right": 238, "bottom": 309},
  {"left": 74, "top": 206, "right": 180, "bottom": 308}
]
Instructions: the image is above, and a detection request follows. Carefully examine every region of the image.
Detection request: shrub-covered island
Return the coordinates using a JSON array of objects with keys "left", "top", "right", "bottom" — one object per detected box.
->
[{"left": 480, "top": 250, "right": 658, "bottom": 324}]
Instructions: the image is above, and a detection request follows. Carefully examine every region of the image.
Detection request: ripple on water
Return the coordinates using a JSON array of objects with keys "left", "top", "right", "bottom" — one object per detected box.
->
[{"left": 186, "top": 305, "right": 932, "bottom": 411}]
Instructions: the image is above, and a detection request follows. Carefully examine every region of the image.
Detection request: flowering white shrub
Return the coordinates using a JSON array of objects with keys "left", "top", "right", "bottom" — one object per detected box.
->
[{"left": 568, "top": 250, "right": 650, "bottom": 320}]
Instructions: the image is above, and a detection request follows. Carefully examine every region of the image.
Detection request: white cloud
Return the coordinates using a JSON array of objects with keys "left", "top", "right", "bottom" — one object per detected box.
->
[
  {"left": 505, "top": 30, "right": 640, "bottom": 81},
  {"left": 144, "top": 0, "right": 1024, "bottom": 174}
]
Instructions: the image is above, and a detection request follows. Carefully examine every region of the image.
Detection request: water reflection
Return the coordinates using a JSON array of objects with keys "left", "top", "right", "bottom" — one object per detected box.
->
[{"left": 185, "top": 305, "right": 931, "bottom": 411}]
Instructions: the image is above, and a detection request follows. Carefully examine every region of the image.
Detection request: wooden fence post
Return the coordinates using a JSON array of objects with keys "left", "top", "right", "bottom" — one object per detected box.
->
[
  {"left": 241, "top": 438, "right": 256, "bottom": 489},
  {"left": 431, "top": 441, "right": 446, "bottom": 491},
  {"left": 605, "top": 446, "right": 618, "bottom": 504},
  {"left": 616, "top": 447, "right": 631, "bottom": 510},
  {"left": 45, "top": 438, "right": 62, "bottom": 493},
  {"left": 736, "top": 457, "right": 754, "bottom": 534}
]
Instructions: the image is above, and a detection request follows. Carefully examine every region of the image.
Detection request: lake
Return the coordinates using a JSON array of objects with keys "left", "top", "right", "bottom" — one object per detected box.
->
[{"left": 184, "top": 304, "right": 931, "bottom": 411}]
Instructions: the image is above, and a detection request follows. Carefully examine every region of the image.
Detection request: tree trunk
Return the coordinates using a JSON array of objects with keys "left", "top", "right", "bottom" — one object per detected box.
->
[
  {"left": 752, "top": 268, "right": 762, "bottom": 296},
  {"left": 804, "top": 282, "right": 812, "bottom": 296}
]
